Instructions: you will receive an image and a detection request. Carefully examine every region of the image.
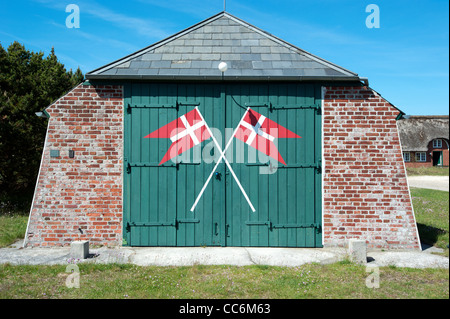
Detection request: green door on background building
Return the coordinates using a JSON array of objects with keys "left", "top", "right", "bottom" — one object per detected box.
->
[{"left": 123, "top": 82, "right": 322, "bottom": 247}]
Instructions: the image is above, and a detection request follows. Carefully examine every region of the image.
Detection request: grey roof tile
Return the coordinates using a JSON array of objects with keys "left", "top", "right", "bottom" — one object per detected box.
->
[
  {"left": 272, "top": 61, "right": 293, "bottom": 69},
  {"left": 251, "top": 46, "right": 271, "bottom": 54},
  {"left": 86, "top": 12, "right": 360, "bottom": 81},
  {"left": 181, "top": 53, "right": 203, "bottom": 60},
  {"left": 230, "top": 60, "right": 253, "bottom": 69},
  {"left": 171, "top": 61, "right": 192, "bottom": 68},
  {"left": 159, "top": 68, "right": 180, "bottom": 75},
  {"left": 193, "top": 46, "right": 212, "bottom": 54},
  {"left": 240, "top": 54, "right": 261, "bottom": 61},
  {"left": 129, "top": 61, "right": 151, "bottom": 69},
  {"left": 212, "top": 46, "right": 232, "bottom": 53},
  {"left": 191, "top": 61, "right": 213, "bottom": 68},
  {"left": 241, "top": 39, "right": 259, "bottom": 46},
  {"left": 303, "top": 69, "right": 327, "bottom": 76},
  {"left": 281, "top": 69, "right": 302, "bottom": 76},
  {"left": 116, "top": 68, "right": 139, "bottom": 75},
  {"left": 161, "top": 53, "right": 182, "bottom": 60},
  {"left": 252, "top": 61, "right": 273, "bottom": 69},
  {"left": 140, "top": 53, "right": 162, "bottom": 61},
  {"left": 232, "top": 46, "right": 251, "bottom": 54},
  {"left": 116, "top": 61, "right": 130, "bottom": 68},
  {"left": 179, "top": 68, "right": 201, "bottom": 76},
  {"left": 220, "top": 53, "right": 241, "bottom": 60},
  {"left": 173, "top": 46, "right": 194, "bottom": 53},
  {"left": 199, "top": 69, "right": 223, "bottom": 76},
  {"left": 150, "top": 60, "right": 172, "bottom": 68},
  {"left": 137, "top": 68, "right": 159, "bottom": 75},
  {"left": 259, "top": 38, "right": 276, "bottom": 46},
  {"left": 261, "top": 53, "right": 281, "bottom": 61},
  {"left": 200, "top": 53, "right": 221, "bottom": 60},
  {"left": 101, "top": 68, "right": 118, "bottom": 75},
  {"left": 211, "top": 32, "right": 230, "bottom": 40}
]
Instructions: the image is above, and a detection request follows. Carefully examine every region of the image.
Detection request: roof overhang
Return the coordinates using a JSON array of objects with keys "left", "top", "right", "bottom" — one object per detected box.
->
[{"left": 86, "top": 74, "right": 365, "bottom": 83}]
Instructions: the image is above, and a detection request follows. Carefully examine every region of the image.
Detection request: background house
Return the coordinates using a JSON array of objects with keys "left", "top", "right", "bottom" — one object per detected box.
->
[{"left": 398, "top": 116, "right": 449, "bottom": 168}]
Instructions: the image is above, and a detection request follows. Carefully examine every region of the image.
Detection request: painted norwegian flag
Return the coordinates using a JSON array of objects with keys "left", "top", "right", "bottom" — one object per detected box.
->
[
  {"left": 235, "top": 108, "right": 301, "bottom": 165},
  {"left": 144, "top": 108, "right": 210, "bottom": 165}
]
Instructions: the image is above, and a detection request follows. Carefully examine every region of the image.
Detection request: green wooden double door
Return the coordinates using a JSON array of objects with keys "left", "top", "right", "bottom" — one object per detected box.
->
[{"left": 123, "top": 82, "right": 322, "bottom": 247}]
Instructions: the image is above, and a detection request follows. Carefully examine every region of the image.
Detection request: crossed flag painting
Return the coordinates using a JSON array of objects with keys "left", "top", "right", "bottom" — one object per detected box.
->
[
  {"left": 144, "top": 107, "right": 301, "bottom": 212},
  {"left": 144, "top": 108, "right": 211, "bottom": 166},
  {"left": 235, "top": 108, "right": 301, "bottom": 166}
]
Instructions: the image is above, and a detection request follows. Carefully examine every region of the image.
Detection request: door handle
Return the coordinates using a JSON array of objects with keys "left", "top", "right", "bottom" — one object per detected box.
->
[
  {"left": 214, "top": 223, "right": 219, "bottom": 236},
  {"left": 214, "top": 172, "right": 222, "bottom": 181}
]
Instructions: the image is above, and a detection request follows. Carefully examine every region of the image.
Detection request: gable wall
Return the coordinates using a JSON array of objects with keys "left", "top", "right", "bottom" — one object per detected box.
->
[
  {"left": 322, "top": 86, "right": 421, "bottom": 249},
  {"left": 24, "top": 83, "right": 124, "bottom": 247}
]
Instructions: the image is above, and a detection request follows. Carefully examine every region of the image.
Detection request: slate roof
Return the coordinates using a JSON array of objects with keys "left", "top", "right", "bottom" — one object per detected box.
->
[
  {"left": 86, "top": 12, "right": 362, "bottom": 81},
  {"left": 398, "top": 116, "right": 449, "bottom": 152}
]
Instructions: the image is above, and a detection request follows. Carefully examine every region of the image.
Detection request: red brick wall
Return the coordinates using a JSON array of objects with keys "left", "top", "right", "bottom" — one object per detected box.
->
[
  {"left": 323, "top": 86, "right": 421, "bottom": 250},
  {"left": 24, "top": 83, "right": 123, "bottom": 247}
]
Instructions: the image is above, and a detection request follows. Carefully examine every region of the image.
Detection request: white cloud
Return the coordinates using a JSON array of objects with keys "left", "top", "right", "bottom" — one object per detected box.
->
[{"left": 34, "top": 0, "right": 170, "bottom": 39}]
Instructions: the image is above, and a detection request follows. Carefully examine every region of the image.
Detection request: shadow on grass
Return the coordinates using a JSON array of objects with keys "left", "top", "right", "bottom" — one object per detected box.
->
[{"left": 417, "top": 223, "right": 448, "bottom": 247}]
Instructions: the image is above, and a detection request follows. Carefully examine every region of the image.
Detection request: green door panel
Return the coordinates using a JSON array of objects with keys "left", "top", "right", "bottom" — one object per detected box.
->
[
  {"left": 123, "top": 82, "right": 322, "bottom": 247},
  {"left": 224, "top": 83, "right": 322, "bottom": 247}
]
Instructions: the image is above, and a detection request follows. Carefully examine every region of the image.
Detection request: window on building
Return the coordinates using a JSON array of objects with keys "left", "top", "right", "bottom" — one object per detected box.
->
[
  {"left": 403, "top": 152, "right": 410, "bottom": 162},
  {"left": 415, "top": 152, "right": 427, "bottom": 162},
  {"left": 433, "top": 139, "right": 442, "bottom": 148}
]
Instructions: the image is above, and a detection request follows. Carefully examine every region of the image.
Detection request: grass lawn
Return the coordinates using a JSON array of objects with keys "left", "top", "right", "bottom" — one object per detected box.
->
[
  {"left": 0, "top": 262, "right": 448, "bottom": 299},
  {"left": 0, "top": 214, "right": 28, "bottom": 248},
  {"left": 411, "top": 188, "right": 449, "bottom": 255},
  {"left": 406, "top": 166, "right": 449, "bottom": 176},
  {"left": 0, "top": 192, "right": 30, "bottom": 248}
]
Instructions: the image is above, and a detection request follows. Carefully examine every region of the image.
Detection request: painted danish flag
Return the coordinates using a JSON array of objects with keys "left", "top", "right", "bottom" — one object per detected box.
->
[
  {"left": 144, "top": 108, "right": 210, "bottom": 165},
  {"left": 235, "top": 108, "right": 301, "bottom": 165}
]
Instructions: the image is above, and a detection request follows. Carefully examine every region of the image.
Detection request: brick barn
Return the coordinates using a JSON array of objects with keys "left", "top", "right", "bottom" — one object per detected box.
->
[
  {"left": 398, "top": 116, "right": 449, "bottom": 168},
  {"left": 24, "top": 12, "right": 421, "bottom": 250}
]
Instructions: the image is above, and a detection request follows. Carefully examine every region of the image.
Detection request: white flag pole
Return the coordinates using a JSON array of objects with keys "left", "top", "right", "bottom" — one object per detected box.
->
[{"left": 190, "top": 107, "right": 255, "bottom": 212}]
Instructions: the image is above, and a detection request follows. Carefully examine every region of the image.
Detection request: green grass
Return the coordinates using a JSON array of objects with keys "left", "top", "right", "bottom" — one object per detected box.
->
[
  {"left": 411, "top": 188, "right": 449, "bottom": 255},
  {"left": 0, "top": 263, "right": 448, "bottom": 299},
  {"left": 0, "top": 191, "right": 30, "bottom": 248},
  {"left": 0, "top": 214, "right": 28, "bottom": 248},
  {"left": 407, "top": 166, "right": 449, "bottom": 176}
]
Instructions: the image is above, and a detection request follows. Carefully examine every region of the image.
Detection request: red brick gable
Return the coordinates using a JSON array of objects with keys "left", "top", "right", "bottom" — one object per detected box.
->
[
  {"left": 322, "top": 86, "right": 420, "bottom": 249},
  {"left": 25, "top": 84, "right": 124, "bottom": 247}
]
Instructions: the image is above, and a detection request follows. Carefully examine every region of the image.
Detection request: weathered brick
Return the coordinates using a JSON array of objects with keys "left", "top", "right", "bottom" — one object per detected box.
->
[
  {"left": 24, "top": 83, "right": 124, "bottom": 248},
  {"left": 323, "top": 86, "right": 420, "bottom": 250}
]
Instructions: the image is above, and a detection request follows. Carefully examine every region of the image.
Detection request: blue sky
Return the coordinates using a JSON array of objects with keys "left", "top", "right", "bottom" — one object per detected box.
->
[{"left": 1, "top": 0, "right": 448, "bottom": 115}]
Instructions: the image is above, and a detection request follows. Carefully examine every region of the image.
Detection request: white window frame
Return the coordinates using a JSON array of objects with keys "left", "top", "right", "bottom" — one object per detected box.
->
[
  {"left": 415, "top": 152, "right": 427, "bottom": 162},
  {"left": 403, "top": 152, "right": 410, "bottom": 162},
  {"left": 433, "top": 139, "right": 442, "bottom": 149}
]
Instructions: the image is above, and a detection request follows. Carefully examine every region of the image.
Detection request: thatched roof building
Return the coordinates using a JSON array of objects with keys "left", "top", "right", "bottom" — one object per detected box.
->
[{"left": 398, "top": 116, "right": 449, "bottom": 151}]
